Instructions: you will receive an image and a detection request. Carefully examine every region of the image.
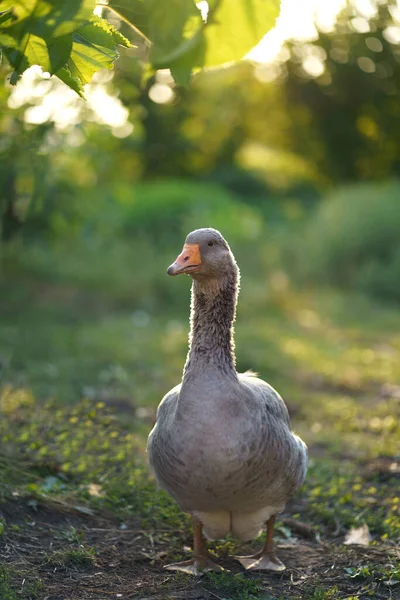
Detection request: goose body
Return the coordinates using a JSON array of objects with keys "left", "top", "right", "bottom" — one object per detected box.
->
[{"left": 147, "top": 228, "right": 307, "bottom": 573}]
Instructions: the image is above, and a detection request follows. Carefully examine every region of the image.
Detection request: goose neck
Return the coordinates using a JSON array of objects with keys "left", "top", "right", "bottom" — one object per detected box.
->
[{"left": 182, "top": 271, "right": 239, "bottom": 380}]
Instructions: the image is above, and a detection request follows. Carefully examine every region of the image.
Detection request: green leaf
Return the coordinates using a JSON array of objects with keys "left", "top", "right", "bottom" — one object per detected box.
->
[
  {"left": 55, "top": 17, "right": 129, "bottom": 94},
  {"left": 0, "top": 9, "right": 15, "bottom": 27},
  {"left": 0, "top": 0, "right": 96, "bottom": 37},
  {"left": 56, "top": 64, "right": 84, "bottom": 96},
  {"left": 3, "top": 31, "right": 72, "bottom": 79},
  {"left": 47, "top": 0, "right": 96, "bottom": 38},
  {"left": 89, "top": 14, "right": 131, "bottom": 48},
  {"left": 48, "top": 35, "right": 73, "bottom": 72},
  {"left": 167, "top": 0, "right": 280, "bottom": 84},
  {"left": 102, "top": 0, "right": 150, "bottom": 38},
  {"left": 0, "top": 0, "right": 38, "bottom": 23},
  {"left": 0, "top": 32, "right": 18, "bottom": 48},
  {"left": 106, "top": 0, "right": 203, "bottom": 63},
  {"left": 169, "top": 35, "right": 205, "bottom": 86},
  {"left": 202, "top": 0, "right": 281, "bottom": 66},
  {"left": 1, "top": 1, "right": 128, "bottom": 93},
  {"left": 1, "top": 0, "right": 97, "bottom": 83},
  {"left": 147, "top": 0, "right": 202, "bottom": 65},
  {"left": 22, "top": 32, "right": 51, "bottom": 71}
]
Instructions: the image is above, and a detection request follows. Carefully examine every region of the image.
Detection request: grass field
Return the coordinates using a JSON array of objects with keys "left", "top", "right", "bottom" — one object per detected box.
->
[{"left": 0, "top": 249, "right": 399, "bottom": 599}]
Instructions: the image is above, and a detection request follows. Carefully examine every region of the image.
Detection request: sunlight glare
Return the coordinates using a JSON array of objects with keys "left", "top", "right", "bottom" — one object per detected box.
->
[
  {"left": 353, "top": 0, "right": 378, "bottom": 19},
  {"left": 148, "top": 83, "right": 175, "bottom": 104},
  {"left": 302, "top": 56, "right": 325, "bottom": 78},
  {"left": 7, "top": 66, "right": 132, "bottom": 134},
  {"left": 248, "top": 0, "right": 346, "bottom": 63},
  {"left": 196, "top": 1, "right": 209, "bottom": 21},
  {"left": 86, "top": 86, "right": 129, "bottom": 128},
  {"left": 383, "top": 25, "right": 400, "bottom": 44}
]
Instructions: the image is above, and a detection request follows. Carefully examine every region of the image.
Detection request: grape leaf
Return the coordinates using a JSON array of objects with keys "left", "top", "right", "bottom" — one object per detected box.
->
[
  {"left": 48, "top": 35, "right": 73, "bottom": 72},
  {"left": 18, "top": 32, "right": 50, "bottom": 71},
  {"left": 88, "top": 14, "right": 131, "bottom": 49},
  {"left": 0, "top": 0, "right": 97, "bottom": 82},
  {"left": 1, "top": 1, "right": 129, "bottom": 92},
  {"left": 56, "top": 64, "right": 83, "bottom": 96},
  {"left": 55, "top": 17, "right": 130, "bottom": 94},
  {"left": 5, "top": 30, "right": 71, "bottom": 80}
]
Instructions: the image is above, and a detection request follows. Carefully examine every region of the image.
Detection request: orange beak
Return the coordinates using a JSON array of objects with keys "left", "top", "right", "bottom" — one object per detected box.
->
[{"left": 167, "top": 243, "right": 202, "bottom": 276}]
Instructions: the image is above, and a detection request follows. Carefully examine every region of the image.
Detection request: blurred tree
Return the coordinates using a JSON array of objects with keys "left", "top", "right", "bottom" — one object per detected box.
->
[
  {"left": 0, "top": 73, "right": 50, "bottom": 241},
  {"left": 284, "top": 0, "right": 400, "bottom": 182}
]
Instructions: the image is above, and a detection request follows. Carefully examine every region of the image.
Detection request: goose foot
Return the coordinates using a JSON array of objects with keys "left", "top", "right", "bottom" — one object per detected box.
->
[
  {"left": 164, "top": 516, "right": 224, "bottom": 575},
  {"left": 235, "top": 514, "right": 286, "bottom": 572},
  {"left": 235, "top": 552, "right": 285, "bottom": 572},
  {"left": 164, "top": 557, "right": 224, "bottom": 575}
]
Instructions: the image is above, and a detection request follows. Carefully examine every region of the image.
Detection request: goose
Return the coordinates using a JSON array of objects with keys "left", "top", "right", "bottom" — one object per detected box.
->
[{"left": 147, "top": 228, "right": 307, "bottom": 575}]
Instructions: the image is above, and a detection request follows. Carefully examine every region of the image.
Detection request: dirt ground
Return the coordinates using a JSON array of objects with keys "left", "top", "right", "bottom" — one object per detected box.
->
[{"left": 1, "top": 498, "right": 398, "bottom": 600}]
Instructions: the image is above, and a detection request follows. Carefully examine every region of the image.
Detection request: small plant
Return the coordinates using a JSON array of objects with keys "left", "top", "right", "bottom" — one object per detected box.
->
[
  {"left": 20, "top": 579, "right": 43, "bottom": 600},
  {"left": 209, "top": 536, "right": 241, "bottom": 558},
  {"left": 45, "top": 546, "right": 96, "bottom": 569},
  {"left": 345, "top": 562, "right": 400, "bottom": 586},
  {"left": 345, "top": 565, "right": 371, "bottom": 579},
  {"left": 0, "top": 566, "right": 17, "bottom": 600},
  {"left": 305, "top": 585, "right": 339, "bottom": 600},
  {"left": 60, "top": 526, "right": 85, "bottom": 544}
]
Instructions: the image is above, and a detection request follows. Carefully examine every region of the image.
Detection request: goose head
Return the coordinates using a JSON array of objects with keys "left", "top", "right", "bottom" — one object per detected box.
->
[{"left": 167, "top": 228, "right": 236, "bottom": 280}]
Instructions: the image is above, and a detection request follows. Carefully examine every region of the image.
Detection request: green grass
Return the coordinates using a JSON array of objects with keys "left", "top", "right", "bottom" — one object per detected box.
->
[
  {"left": 302, "top": 586, "right": 339, "bottom": 600},
  {"left": 0, "top": 395, "right": 186, "bottom": 529},
  {"left": 202, "top": 572, "right": 265, "bottom": 600},
  {"left": 0, "top": 566, "right": 43, "bottom": 600},
  {"left": 45, "top": 546, "right": 96, "bottom": 569},
  {"left": 0, "top": 566, "right": 16, "bottom": 600},
  {"left": 1, "top": 393, "right": 398, "bottom": 544},
  {"left": 301, "top": 461, "right": 399, "bottom": 540}
]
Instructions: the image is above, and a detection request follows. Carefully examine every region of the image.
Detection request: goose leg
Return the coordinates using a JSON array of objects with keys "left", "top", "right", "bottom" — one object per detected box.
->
[
  {"left": 164, "top": 517, "right": 224, "bottom": 575},
  {"left": 235, "top": 515, "right": 286, "bottom": 572}
]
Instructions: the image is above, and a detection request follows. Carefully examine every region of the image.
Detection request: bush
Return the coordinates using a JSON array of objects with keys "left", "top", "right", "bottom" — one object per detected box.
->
[
  {"left": 0, "top": 179, "right": 268, "bottom": 314},
  {"left": 294, "top": 181, "right": 400, "bottom": 302},
  {"left": 120, "top": 179, "right": 263, "bottom": 246}
]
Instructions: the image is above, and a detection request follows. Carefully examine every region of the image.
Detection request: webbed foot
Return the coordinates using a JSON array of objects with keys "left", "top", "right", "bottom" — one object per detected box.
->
[
  {"left": 164, "top": 556, "right": 225, "bottom": 575},
  {"left": 235, "top": 514, "right": 286, "bottom": 571},
  {"left": 235, "top": 552, "right": 285, "bottom": 572}
]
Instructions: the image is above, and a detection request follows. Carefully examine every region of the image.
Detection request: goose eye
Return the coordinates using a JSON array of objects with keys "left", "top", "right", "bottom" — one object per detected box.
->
[{"left": 208, "top": 241, "right": 214, "bottom": 247}]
